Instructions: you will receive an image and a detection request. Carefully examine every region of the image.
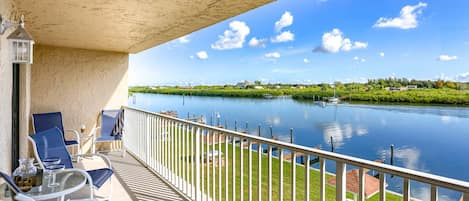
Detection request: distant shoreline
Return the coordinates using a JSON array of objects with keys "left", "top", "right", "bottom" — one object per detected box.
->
[{"left": 129, "top": 86, "right": 469, "bottom": 106}]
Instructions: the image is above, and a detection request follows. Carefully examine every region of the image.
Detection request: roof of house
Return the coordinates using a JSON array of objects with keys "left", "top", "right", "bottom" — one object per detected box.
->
[{"left": 326, "top": 169, "right": 384, "bottom": 199}]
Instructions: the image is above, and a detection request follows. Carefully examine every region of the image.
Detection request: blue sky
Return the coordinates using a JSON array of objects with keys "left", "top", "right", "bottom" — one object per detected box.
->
[{"left": 129, "top": 0, "right": 469, "bottom": 86}]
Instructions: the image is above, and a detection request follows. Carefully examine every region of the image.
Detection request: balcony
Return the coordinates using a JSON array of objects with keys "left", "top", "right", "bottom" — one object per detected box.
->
[{"left": 116, "top": 106, "right": 469, "bottom": 201}]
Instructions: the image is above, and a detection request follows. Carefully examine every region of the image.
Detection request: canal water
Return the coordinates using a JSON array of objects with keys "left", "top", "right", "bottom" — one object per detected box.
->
[{"left": 129, "top": 93, "right": 469, "bottom": 200}]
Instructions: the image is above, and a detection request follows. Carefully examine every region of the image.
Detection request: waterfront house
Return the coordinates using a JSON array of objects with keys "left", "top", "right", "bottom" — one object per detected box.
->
[
  {"left": 236, "top": 80, "right": 254, "bottom": 89},
  {"left": 0, "top": 1, "right": 468, "bottom": 201}
]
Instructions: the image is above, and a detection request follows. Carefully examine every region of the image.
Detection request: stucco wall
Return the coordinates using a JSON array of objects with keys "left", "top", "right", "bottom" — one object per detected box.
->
[
  {"left": 0, "top": 0, "right": 16, "bottom": 174},
  {"left": 30, "top": 45, "right": 128, "bottom": 153}
]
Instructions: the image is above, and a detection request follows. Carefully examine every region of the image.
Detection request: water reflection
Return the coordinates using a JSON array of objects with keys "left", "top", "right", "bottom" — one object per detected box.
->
[
  {"left": 347, "top": 104, "right": 469, "bottom": 119},
  {"left": 266, "top": 116, "right": 281, "bottom": 126},
  {"left": 379, "top": 146, "right": 422, "bottom": 170},
  {"left": 317, "top": 122, "right": 368, "bottom": 149},
  {"left": 440, "top": 115, "right": 460, "bottom": 124},
  {"left": 413, "top": 186, "right": 453, "bottom": 201}
]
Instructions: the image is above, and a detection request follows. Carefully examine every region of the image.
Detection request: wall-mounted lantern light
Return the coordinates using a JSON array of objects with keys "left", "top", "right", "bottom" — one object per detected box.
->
[{"left": 1, "top": 15, "right": 35, "bottom": 64}]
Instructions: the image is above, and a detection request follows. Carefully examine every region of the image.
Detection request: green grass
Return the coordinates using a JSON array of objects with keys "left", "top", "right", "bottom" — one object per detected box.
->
[{"left": 156, "top": 130, "right": 403, "bottom": 201}]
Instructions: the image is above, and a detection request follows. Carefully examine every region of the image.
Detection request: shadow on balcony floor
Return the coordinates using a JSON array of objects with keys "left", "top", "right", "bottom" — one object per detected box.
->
[{"left": 106, "top": 151, "right": 187, "bottom": 201}]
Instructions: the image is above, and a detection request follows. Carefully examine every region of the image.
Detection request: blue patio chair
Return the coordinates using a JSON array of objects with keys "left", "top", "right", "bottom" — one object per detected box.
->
[
  {"left": 32, "top": 112, "right": 81, "bottom": 156},
  {"left": 91, "top": 109, "right": 125, "bottom": 157},
  {"left": 28, "top": 127, "right": 113, "bottom": 200},
  {"left": 0, "top": 171, "right": 33, "bottom": 201}
]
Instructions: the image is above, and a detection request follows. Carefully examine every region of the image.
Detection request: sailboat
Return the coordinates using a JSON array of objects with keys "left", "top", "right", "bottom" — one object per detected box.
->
[{"left": 327, "top": 88, "right": 339, "bottom": 104}]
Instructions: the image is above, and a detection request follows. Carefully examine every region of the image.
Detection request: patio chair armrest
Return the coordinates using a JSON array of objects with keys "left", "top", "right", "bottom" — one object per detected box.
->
[
  {"left": 89, "top": 127, "right": 101, "bottom": 138},
  {"left": 64, "top": 129, "right": 81, "bottom": 143},
  {"left": 62, "top": 168, "right": 95, "bottom": 200},
  {"left": 72, "top": 153, "right": 112, "bottom": 168}
]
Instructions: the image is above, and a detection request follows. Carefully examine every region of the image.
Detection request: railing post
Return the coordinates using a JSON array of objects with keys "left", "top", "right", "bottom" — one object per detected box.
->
[
  {"left": 464, "top": 192, "right": 469, "bottom": 201},
  {"left": 336, "top": 161, "right": 346, "bottom": 201},
  {"left": 195, "top": 127, "right": 201, "bottom": 201},
  {"left": 430, "top": 185, "right": 438, "bottom": 201},
  {"left": 291, "top": 151, "right": 296, "bottom": 201},
  {"left": 248, "top": 140, "right": 253, "bottom": 201},
  {"left": 279, "top": 148, "right": 284, "bottom": 201},
  {"left": 258, "top": 142, "right": 262, "bottom": 201},
  {"left": 379, "top": 173, "right": 386, "bottom": 201},
  {"left": 304, "top": 154, "right": 310, "bottom": 201},
  {"left": 403, "top": 178, "right": 410, "bottom": 201},
  {"left": 320, "top": 158, "right": 325, "bottom": 201},
  {"left": 268, "top": 145, "right": 273, "bottom": 201},
  {"left": 225, "top": 135, "right": 229, "bottom": 201},
  {"left": 359, "top": 168, "right": 365, "bottom": 201},
  {"left": 232, "top": 136, "right": 236, "bottom": 201},
  {"left": 240, "top": 137, "right": 244, "bottom": 201}
]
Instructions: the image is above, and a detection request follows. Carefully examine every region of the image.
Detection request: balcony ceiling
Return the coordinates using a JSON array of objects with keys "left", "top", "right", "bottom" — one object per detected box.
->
[{"left": 13, "top": 0, "right": 273, "bottom": 53}]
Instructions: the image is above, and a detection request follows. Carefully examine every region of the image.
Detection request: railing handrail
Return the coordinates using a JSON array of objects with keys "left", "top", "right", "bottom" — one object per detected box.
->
[{"left": 123, "top": 105, "right": 469, "bottom": 193}]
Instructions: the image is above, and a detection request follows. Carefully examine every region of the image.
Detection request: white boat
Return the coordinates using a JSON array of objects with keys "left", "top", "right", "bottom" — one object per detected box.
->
[
  {"left": 263, "top": 93, "right": 274, "bottom": 99},
  {"left": 327, "top": 88, "right": 340, "bottom": 104}
]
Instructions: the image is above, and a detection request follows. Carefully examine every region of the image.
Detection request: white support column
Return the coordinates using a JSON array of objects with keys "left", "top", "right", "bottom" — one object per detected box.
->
[
  {"left": 379, "top": 173, "right": 386, "bottom": 201},
  {"left": 359, "top": 168, "right": 365, "bottom": 201},
  {"left": 291, "top": 151, "right": 296, "bottom": 201},
  {"left": 225, "top": 135, "right": 229, "bottom": 201},
  {"left": 304, "top": 154, "right": 310, "bottom": 201},
  {"left": 279, "top": 149, "right": 284, "bottom": 201},
  {"left": 240, "top": 137, "right": 244, "bottom": 201},
  {"left": 403, "top": 178, "right": 410, "bottom": 201},
  {"left": 195, "top": 127, "right": 201, "bottom": 201},
  {"left": 268, "top": 145, "right": 273, "bottom": 201},
  {"left": 430, "top": 185, "right": 438, "bottom": 201},
  {"left": 336, "top": 161, "right": 346, "bottom": 201},
  {"left": 319, "top": 158, "right": 326, "bottom": 201},
  {"left": 232, "top": 136, "right": 236, "bottom": 201},
  {"left": 248, "top": 140, "right": 253, "bottom": 201},
  {"left": 258, "top": 143, "right": 262, "bottom": 201}
]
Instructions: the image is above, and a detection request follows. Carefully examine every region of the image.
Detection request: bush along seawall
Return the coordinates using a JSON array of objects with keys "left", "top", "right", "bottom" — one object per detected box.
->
[{"left": 130, "top": 79, "right": 469, "bottom": 106}]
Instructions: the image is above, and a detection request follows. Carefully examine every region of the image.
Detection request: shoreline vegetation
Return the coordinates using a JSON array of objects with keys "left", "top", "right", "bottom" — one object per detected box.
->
[{"left": 129, "top": 78, "right": 469, "bottom": 106}]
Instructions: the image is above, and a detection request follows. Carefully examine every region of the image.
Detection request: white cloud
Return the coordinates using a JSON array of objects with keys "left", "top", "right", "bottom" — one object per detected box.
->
[
  {"left": 379, "top": 52, "right": 385, "bottom": 57},
  {"left": 271, "top": 31, "right": 295, "bottom": 43},
  {"left": 196, "top": 51, "right": 208, "bottom": 60},
  {"left": 353, "top": 56, "right": 366, "bottom": 62},
  {"left": 189, "top": 55, "right": 194, "bottom": 59},
  {"left": 456, "top": 72, "right": 469, "bottom": 82},
  {"left": 303, "top": 58, "right": 310, "bottom": 63},
  {"left": 275, "top": 11, "right": 293, "bottom": 32},
  {"left": 437, "top": 54, "right": 458, "bottom": 61},
  {"left": 211, "top": 21, "right": 250, "bottom": 50},
  {"left": 373, "top": 2, "right": 427, "bottom": 29},
  {"left": 314, "top": 28, "right": 367, "bottom": 53},
  {"left": 264, "top": 52, "right": 280, "bottom": 59},
  {"left": 248, "top": 37, "right": 267, "bottom": 48},
  {"left": 177, "top": 35, "right": 190, "bottom": 43}
]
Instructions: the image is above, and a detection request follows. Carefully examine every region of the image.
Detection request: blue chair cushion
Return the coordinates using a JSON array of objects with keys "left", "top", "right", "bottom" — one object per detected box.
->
[
  {"left": 87, "top": 168, "right": 113, "bottom": 188},
  {"left": 96, "top": 135, "right": 122, "bottom": 142},
  {"left": 65, "top": 140, "right": 79, "bottom": 146}
]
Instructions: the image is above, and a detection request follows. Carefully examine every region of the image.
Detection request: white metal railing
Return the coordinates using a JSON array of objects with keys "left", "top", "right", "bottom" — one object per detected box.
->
[{"left": 123, "top": 106, "right": 469, "bottom": 201}]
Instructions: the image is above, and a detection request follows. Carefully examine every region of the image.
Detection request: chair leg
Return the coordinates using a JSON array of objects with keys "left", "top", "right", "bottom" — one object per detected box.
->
[{"left": 77, "top": 144, "right": 81, "bottom": 161}]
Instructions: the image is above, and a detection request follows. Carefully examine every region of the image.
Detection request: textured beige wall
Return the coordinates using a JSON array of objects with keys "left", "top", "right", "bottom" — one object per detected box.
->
[
  {"left": 14, "top": 0, "right": 274, "bottom": 53},
  {"left": 0, "top": 0, "right": 16, "bottom": 174},
  {"left": 30, "top": 45, "right": 128, "bottom": 153}
]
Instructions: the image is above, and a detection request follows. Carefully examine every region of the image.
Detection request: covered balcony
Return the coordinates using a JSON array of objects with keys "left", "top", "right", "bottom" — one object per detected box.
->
[{"left": 0, "top": 0, "right": 468, "bottom": 201}]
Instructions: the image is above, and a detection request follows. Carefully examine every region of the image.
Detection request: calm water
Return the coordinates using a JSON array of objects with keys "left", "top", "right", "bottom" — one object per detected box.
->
[{"left": 129, "top": 93, "right": 469, "bottom": 200}]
